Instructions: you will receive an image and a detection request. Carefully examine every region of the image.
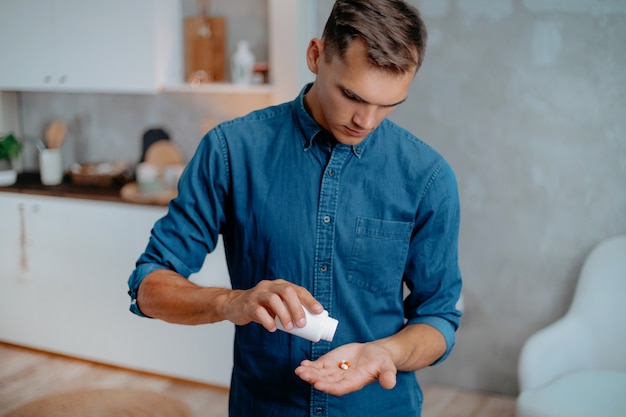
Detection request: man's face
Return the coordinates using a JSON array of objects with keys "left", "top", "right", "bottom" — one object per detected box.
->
[{"left": 305, "top": 38, "right": 415, "bottom": 146}]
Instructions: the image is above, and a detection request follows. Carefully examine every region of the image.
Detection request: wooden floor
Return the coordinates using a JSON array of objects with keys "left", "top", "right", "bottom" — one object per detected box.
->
[{"left": 0, "top": 342, "right": 516, "bottom": 417}]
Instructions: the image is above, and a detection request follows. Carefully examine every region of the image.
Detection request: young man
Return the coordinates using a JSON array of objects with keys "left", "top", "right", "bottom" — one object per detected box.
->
[{"left": 128, "top": 1, "right": 462, "bottom": 415}]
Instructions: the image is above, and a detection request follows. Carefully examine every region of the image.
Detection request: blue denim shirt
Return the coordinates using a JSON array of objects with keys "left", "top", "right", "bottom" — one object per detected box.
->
[{"left": 128, "top": 84, "right": 462, "bottom": 417}]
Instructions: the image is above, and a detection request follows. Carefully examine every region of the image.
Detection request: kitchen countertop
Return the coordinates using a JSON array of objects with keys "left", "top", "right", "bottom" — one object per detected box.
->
[{"left": 0, "top": 172, "right": 131, "bottom": 204}]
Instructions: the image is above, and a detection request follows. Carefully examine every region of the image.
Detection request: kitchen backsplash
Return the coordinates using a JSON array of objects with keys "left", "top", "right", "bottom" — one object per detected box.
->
[{"left": 18, "top": 91, "right": 273, "bottom": 171}]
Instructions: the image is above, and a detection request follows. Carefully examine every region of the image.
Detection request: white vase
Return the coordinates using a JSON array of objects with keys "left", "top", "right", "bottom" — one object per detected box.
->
[{"left": 0, "top": 159, "right": 17, "bottom": 186}]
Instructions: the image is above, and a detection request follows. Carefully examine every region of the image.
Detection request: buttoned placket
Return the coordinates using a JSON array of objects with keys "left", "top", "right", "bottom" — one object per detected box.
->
[{"left": 309, "top": 144, "right": 351, "bottom": 417}]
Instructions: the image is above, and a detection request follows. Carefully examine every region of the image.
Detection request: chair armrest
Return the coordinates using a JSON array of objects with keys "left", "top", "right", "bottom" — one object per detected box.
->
[{"left": 518, "top": 314, "right": 593, "bottom": 391}]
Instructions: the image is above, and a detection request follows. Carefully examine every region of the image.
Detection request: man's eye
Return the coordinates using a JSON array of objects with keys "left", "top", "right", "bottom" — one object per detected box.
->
[{"left": 343, "top": 90, "right": 358, "bottom": 101}]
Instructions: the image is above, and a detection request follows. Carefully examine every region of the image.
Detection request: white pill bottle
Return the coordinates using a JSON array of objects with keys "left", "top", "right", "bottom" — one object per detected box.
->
[{"left": 275, "top": 306, "right": 338, "bottom": 342}]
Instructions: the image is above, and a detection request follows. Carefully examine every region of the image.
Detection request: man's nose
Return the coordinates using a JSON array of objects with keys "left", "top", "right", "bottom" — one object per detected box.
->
[{"left": 353, "top": 104, "right": 377, "bottom": 131}]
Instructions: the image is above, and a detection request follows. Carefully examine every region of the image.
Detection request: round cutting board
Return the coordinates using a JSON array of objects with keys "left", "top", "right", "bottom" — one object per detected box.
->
[{"left": 144, "top": 141, "right": 184, "bottom": 166}]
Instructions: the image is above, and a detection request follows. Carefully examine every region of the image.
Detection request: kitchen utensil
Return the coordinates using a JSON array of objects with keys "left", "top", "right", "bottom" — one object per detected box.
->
[
  {"left": 184, "top": 0, "right": 226, "bottom": 82},
  {"left": 32, "top": 137, "right": 47, "bottom": 152},
  {"left": 44, "top": 121, "right": 67, "bottom": 149},
  {"left": 140, "top": 128, "right": 170, "bottom": 162}
]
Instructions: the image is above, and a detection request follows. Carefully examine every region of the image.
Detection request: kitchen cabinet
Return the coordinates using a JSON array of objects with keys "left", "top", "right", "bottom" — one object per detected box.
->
[
  {"left": 0, "top": 0, "right": 182, "bottom": 93},
  {"left": 0, "top": 0, "right": 316, "bottom": 99},
  {"left": 0, "top": 193, "right": 234, "bottom": 387}
]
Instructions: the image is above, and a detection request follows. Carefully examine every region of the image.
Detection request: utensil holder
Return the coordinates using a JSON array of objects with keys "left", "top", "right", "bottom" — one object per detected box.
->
[{"left": 39, "top": 149, "right": 63, "bottom": 185}]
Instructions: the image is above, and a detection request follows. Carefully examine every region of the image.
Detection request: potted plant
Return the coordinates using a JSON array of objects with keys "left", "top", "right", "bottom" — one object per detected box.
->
[{"left": 0, "top": 132, "right": 22, "bottom": 186}]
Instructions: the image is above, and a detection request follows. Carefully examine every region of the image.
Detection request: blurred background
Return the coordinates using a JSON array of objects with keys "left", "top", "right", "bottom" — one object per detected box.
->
[{"left": 1, "top": 0, "right": 624, "bottom": 398}]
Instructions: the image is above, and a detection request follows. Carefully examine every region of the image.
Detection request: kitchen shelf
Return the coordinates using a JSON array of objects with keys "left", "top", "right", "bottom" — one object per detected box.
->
[{"left": 160, "top": 82, "right": 274, "bottom": 95}]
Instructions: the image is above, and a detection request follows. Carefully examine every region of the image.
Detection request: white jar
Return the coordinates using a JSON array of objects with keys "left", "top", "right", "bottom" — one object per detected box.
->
[
  {"left": 231, "top": 40, "right": 255, "bottom": 85},
  {"left": 39, "top": 148, "right": 63, "bottom": 186},
  {"left": 275, "top": 306, "right": 338, "bottom": 343},
  {"left": 136, "top": 162, "right": 161, "bottom": 194}
]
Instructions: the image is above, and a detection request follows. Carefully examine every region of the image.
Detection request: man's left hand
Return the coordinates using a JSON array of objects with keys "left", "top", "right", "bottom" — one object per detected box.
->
[{"left": 294, "top": 342, "right": 397, "bottom": 396}]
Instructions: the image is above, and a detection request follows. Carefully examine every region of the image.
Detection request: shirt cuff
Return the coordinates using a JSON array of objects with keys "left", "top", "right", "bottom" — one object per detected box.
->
[
  {"left": 127, "top": 263, "right": 165, "bottom": 318},
  {"left": 406, "top": 315, "right": 458, "bottom": 365}
]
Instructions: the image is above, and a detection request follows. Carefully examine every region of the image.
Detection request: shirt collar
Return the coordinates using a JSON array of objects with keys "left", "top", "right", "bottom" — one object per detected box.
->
[
  {"left": 294, "top": 83, "right": 322, "bottom": 151},
  {"left": 293, "top": 83, "right": 372, "bottom": 159}
]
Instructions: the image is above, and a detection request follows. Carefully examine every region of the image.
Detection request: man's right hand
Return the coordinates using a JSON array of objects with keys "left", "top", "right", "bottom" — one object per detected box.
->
[
  {"left": 137, "top": 271, "right": 323, "bottom": 331},
  {"left": 220, "top": 278, "right": 324, "bottom": 332}
]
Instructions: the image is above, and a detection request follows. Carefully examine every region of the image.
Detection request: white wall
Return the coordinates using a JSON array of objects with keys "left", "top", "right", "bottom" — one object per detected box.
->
[{"left": 0, "top": 92, "right": 20, "bottom": 136}]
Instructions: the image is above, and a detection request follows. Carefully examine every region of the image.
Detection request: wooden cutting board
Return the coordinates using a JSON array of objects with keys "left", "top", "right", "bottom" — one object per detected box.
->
[
  {"left": 184, "top": 16, "right": 226, "bottom": 82},
  {"left": 144, "top": 141, "right": 184, "bottom": 166},
  {"left": 120, "top": 182, "right": 177, "bottom": 206}
]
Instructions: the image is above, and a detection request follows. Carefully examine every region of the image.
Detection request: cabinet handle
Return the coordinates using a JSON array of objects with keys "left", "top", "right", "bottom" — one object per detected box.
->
[
  {"left": 58, "top": 75, "right": 66, "bottom": 84},
  {"left": 19, "top": 203, "right": 29, "bottom": 273},
  {"left": 44, "top": 75, "right": 51, "bottom": 83}
]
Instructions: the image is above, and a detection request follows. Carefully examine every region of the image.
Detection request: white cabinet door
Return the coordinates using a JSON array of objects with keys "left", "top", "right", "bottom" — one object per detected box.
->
[
  {"left": 0, "top": 0, "right": 181, "bottom": 93},
  {"left": 53, "top": 0, "right": 179, "bottom": 93},
  {"left": 0, "top": 1, "right": 57, "bottom": 90},
  {"left": 0, "top": 194, "right": 234, "bottom": 387},
  {"left": 0, "top": 194, "right": 25, "bottom": 283}
]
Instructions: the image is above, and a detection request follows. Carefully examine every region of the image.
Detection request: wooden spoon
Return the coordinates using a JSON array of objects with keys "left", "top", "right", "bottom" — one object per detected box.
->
[{"left": 45, "top": 121, "right": 67, "bottom": 149}]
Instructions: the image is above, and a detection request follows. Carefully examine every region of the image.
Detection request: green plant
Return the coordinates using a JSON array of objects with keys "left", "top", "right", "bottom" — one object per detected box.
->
[{"left": 0, "top": 132, "right": 22, "bottom": 161}]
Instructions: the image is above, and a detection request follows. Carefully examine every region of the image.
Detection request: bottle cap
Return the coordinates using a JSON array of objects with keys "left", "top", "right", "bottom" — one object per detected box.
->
[{"left": 320, "top": 315, "right": 339, "bottom": 342}]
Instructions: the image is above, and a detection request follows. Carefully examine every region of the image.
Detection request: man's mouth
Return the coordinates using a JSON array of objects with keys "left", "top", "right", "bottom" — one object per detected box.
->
[{"left": 343, "top": 125, "right": 367, "bottom": 137}]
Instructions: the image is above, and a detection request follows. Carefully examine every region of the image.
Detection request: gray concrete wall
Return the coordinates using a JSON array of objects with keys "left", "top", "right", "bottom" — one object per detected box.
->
[
  {"left": 16, "top": 0, "right": 626, "bottom": 396},
  {"left": 398, "top": 0, "right": 626, "bottom": 395}
]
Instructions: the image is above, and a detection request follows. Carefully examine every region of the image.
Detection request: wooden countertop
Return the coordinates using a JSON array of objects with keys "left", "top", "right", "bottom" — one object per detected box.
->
[{"left": 0, "top": 172, "right": 131, "bottom": 204}]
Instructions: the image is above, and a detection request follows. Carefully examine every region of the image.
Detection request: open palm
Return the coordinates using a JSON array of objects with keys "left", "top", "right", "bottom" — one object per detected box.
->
[{"left": 294, "top": 342, "right": 397, "bottom": 396}]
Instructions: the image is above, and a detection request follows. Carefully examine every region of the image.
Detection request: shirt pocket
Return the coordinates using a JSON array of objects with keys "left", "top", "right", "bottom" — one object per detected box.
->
[{"left": 346, "top": 217, "right": 413, "bottom": 293}]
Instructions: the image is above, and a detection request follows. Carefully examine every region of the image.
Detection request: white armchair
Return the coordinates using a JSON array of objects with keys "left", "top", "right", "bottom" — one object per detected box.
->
[{"left": 517, "top": 235, "right": 626, "bottom": 417}]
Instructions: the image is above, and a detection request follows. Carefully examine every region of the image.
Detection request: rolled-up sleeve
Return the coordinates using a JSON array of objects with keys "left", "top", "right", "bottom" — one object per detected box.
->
[
  {"left": 127, "top": 129, "right": 230, "bottom": 317},
  {"left": 404, "top": 160, "right": 462, "bottom": 364}
]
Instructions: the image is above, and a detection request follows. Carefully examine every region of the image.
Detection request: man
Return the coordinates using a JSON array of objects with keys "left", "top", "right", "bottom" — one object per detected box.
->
[{"left": 128, "top": 0, "right": 462, "bottom": 415}]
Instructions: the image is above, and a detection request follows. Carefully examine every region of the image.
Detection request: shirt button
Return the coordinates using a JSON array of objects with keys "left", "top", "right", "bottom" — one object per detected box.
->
[
  {"left": 355, "top": 147, "right": 361, "bottom": 154},
  {"left": 327, "top": 169, "right": 334, "bottom": 176},
  {"left": 315, "top": 406, "right": 323, "bottom": 414},
  {"left": 320, "top": 265, "right": 328, "bottom": 272},
  {"left": 323, "top": 216, "right": 331, "bottom": 223}
]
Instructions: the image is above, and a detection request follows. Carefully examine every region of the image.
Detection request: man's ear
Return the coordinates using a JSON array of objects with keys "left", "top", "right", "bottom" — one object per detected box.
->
[{"left": 305, "top": 38, "right": 324, "bottom": 75}]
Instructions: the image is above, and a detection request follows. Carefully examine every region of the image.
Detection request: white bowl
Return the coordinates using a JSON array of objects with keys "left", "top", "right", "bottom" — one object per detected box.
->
[{"left": 0, "top": 168, "right": 17, "bottom": 186}]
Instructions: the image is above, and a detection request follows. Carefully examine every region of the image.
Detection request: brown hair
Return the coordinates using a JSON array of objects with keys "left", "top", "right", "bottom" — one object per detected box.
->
[{"left": 322, "top": 0, "right": 428, "bottom": 74}]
